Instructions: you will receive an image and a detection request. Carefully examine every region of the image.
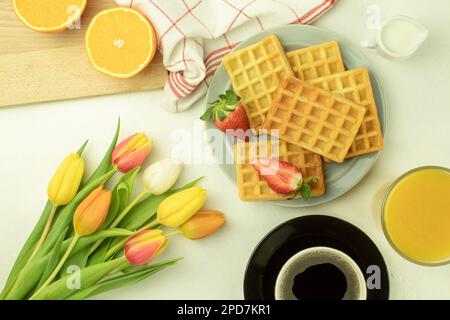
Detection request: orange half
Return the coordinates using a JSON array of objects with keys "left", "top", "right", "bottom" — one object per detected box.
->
[
  {"left": 85, "top": 8, "right": 157, "bottom": 79},
  {"left": 13, "top": 0, "right": 87, "bottom": 33}
]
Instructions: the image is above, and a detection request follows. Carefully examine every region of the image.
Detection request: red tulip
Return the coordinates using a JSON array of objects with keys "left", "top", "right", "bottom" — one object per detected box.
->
[
  {"left": 112, "top": 133, "right": 152, "bottom": 173},
  {"left": 125, "top": 229, "right": 168, "bottom": 266}
]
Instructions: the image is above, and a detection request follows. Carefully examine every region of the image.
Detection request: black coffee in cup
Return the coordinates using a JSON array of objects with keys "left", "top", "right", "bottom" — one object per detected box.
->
[
  {"left": 292, "top": 263, "right": 347, "bottom": 299},
  {"left": 275, "top": 247, "right": 366, "bottom": 300}
]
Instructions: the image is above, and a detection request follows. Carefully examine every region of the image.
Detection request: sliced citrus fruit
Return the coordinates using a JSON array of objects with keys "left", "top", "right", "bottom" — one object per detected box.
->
[
  {"left": 13, "top": 0, "right": 87, "bottom": 33},
  {"left": 85, "top": 8, "right": 157, "bottom": 79}
]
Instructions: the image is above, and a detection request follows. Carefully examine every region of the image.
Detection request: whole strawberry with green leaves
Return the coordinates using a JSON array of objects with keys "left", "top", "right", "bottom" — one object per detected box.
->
[{"left": 201, "top": 90, "right": 250, "bottom": 140}]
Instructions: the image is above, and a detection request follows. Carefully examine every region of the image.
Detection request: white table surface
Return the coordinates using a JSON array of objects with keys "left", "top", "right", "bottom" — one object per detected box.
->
[{"left": 1, "top": 0, "right": 450, "bottom": 300}]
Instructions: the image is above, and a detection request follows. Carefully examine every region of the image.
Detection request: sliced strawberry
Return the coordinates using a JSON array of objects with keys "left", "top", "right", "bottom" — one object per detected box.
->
[
  {"left": 201, "top": 90, "right": 250, "bottom": 140},
  {"left": 253, "top": 157, "right": 319, "bottom": 200},
  {"left": 253, "top": 157, "right": 302, "bottom": 193}
]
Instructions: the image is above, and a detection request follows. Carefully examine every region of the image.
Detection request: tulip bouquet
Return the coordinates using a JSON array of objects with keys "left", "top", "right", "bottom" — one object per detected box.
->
[{"left": 0, "top": 120, "right": 225, "bottom": 300}]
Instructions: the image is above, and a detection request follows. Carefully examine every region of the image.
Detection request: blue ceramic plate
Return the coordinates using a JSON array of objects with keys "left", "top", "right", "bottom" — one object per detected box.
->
[{"left": 205, "top": 25, "right": 386, "bottom": 207}]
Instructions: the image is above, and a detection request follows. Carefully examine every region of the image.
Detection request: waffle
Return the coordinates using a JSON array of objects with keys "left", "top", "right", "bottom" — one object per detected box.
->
[
  {"left": 262, "top": 77, "right": 366, "bottom": 163},
  {"left": 223, "top": 35, "right": 294, "bottom": 129},
  {"left": 235, "top": 138, "right": 325, "bottom": 201},
  {"left": 287, "top": 41, "right": 345, "bottom": 81},
  {"left": 310, "top": 68, "right": 384, "bottom": 161}
]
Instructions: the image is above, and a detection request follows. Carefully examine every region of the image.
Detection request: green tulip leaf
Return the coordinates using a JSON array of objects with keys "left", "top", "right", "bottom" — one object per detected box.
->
[
  {"left": 65, "top": 258, "right": 181, "bottom": 300},
  {"left": 76, "top": 140, "right": 89, "bottom": 157},
  {"left": 36, "top": 228, "right": 67, "bottom": 289},
  {"left": 30, "top": 258, "right": 125, "bottom": 300},
  {"left": 0, "top": 201, "right": 56, "bottom": 299},
  {"left": 82, "top": 118, "right": 120, "bottom": 187},
  {"left": 60, "top": 247, "right": 90, "bottom": 280},
  {"left": 103, "top": 167, "right": 140, "bottom": 229},
  {"left": 86, "top": 238, "right": 113, "bottom": 266},
  {"left": 4, "top": 254, "right": 49, "bottom": 300}
]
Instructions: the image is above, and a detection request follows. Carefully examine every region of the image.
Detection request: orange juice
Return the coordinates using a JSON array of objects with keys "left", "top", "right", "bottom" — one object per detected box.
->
[{"left": 382, "top": 167, "right": 450, "bottom": 264}]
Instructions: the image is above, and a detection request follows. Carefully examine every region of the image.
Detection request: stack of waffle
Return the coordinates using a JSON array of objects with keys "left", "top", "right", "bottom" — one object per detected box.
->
[{"left": 223, "top": 35, "right": 384, "bottom": 201}]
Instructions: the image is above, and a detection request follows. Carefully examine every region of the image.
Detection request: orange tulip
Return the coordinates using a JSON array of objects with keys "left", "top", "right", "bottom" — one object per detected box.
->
[
  {"left": 112, "top": 133, "right": 152, "bottom": 173},
  {"left": 179, "top": 210, "right": 225, "bottom": 240},
  {"left": 125, "top": 229, "right": 168, "bottom": 266},
  {"left": 33, "top": 186, "right": 112, "bottom": 297},
  {"left": 73, "top": 186, "right": 112, "bottom": 236}
]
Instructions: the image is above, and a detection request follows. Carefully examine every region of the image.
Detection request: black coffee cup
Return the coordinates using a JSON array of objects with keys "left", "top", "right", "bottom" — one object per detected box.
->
[{"left": 275, "top": 246, "right": 367, "bottom": 300}]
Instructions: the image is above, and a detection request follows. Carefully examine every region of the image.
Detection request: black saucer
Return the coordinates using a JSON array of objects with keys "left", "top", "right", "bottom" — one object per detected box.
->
[{"left": 244, "top": 215, "right": 389, "bottom": 300}]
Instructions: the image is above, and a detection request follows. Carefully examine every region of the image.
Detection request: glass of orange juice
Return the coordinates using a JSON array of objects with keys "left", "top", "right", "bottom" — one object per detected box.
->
[{"left": 382, "top": 166, "right": 450, "bottom": 265}]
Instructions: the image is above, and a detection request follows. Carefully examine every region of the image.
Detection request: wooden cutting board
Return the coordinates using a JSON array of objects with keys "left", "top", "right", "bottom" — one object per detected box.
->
[{"left": 0, "top": 1, "right": 167, "bottom": 108}]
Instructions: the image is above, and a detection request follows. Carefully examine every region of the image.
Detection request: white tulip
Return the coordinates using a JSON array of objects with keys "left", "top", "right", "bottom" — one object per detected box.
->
[{"left": 143, "top": 159, "right": 183, "bottom": 195}]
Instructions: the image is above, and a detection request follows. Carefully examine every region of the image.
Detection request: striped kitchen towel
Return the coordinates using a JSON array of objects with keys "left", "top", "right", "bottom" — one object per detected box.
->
[{"left": 116, "top": 0, "right": 337, "bottom": 112}]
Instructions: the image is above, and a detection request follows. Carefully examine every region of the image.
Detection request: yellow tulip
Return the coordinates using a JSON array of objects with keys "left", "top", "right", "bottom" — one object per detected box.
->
[
  {"left": 47, "top": 154, "right": 85, "bottom": 206},
  {"left": 28, "top": 152, "right": 85, "bottom": 262},
  {"left": 157, "top": 186, "right": 206, "bottom": 228}
]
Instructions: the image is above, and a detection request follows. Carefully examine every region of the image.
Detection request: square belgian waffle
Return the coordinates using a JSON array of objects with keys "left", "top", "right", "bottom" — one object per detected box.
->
[
  {"left": 222, "top": 34, "right": 294, "bottom": 129},
  {"left": 287, "top": 41, "right": 345, "bottom": 81},
  {"left": 262, "top": 77, "right": 366, "bottom": 163},
  {"left": 235, "top": 138, "right": 325, "bottom": 201},
  {"left": 309, "top": 68, "right": 384, "bottom": 161}
]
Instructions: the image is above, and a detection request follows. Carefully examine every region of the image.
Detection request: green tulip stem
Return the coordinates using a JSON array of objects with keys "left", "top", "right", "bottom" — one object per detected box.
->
[
  {"left": 103, "top": 220, "right": 160, "bottom": 261},
  {"left": 27, "top": 202, "right": 58, "bottom": 263},
  {"left": 109, "top": 191, "right": 150, "bottom": 229},
  {"left": 30, "top": 235, "right": 80, "bottom": 299},
  {"left": 104, "top": 240, "right": 126, "bottom": 261},
  {"left": 139, "top": 219, "right": 160, "bottom": 231},
  {"left": 109, "top": 257, "right": 130, "bottom": 274},
  {"left": 165, "top": 230, "right": 181, "bottom": 237}
]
